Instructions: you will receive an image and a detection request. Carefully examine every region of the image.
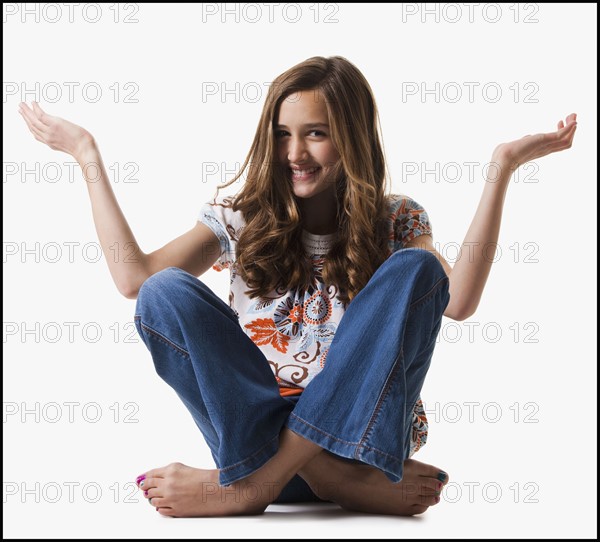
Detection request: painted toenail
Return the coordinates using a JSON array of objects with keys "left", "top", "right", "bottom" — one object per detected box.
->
[
  {"left": 437, "top": 471, "right": 447, "bottom": 483},
  {"left": 144, "top": 490, "right": 148, "bottom": 496},
  {"left": 136, "top": 474, "right": 146, "bottom": 484}
]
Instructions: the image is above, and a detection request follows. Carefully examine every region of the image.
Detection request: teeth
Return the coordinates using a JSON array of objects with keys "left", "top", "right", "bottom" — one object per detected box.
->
[{"left": 292, "top": 167, "right": 319, "bottom": 175}]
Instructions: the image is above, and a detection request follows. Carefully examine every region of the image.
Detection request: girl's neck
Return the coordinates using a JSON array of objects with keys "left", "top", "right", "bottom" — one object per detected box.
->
[{"left": 296, "top": 189, "right": 338, "bottom": 236}]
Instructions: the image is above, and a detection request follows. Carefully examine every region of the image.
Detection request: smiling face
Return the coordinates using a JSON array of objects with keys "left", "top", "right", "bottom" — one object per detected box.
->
[{"left": 274, "top": 89, "right": 341, "bottom": 200}]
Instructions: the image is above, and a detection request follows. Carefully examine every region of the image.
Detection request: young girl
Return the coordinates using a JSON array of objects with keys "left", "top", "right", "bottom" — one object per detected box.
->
[{"left": 19, "top": 56, "right": 576, "bottom": 518}]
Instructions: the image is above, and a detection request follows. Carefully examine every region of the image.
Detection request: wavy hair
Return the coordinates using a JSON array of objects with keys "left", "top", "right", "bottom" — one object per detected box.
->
[{"left": 213, "top": 56, "right": 392, "bottom": 307}]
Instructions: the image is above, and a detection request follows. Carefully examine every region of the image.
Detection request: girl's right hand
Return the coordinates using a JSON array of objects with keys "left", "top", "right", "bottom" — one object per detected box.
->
[{"left": 18, "top": 101, "right": 95, "bottom": 161}]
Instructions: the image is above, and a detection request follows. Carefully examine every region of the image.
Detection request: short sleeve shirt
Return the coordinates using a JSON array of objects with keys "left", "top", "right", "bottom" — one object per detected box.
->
[{"left": 198, "top": 193, "right": 434, "bottom": 456}]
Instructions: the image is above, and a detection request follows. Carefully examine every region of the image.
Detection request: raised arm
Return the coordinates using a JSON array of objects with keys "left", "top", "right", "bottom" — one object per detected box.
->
[
  {"left": 19, "top": 102, "right": 221, "bottom": 299},
  {"left": 405, "top": 114, "right": 578, "bottom": 321}
]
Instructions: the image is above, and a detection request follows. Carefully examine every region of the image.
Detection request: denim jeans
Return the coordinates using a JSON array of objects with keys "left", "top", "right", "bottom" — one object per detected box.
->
[{"left": 133, "top": 248, "right": 450, "bottom": 503}]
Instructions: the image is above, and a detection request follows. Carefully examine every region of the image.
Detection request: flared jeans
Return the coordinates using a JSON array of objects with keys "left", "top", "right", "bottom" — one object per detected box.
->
[{"left": 134, "top": 248, "right": 450, "bottom": 502}]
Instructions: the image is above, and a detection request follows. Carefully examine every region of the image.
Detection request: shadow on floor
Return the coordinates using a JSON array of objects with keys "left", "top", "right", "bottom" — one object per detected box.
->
[{"left": 262, "top": 502, "right": 423, "bottom": 522}]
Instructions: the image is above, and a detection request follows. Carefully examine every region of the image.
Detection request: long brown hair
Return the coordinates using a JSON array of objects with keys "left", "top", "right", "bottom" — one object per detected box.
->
[{"left": 213, "top": 56, "right": 391, "bottom": 307}]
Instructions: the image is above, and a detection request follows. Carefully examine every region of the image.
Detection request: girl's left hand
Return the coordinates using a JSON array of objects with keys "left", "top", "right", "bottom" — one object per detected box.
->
[{"left": 492, "top": 113, "right": 577, "bottom": 173}]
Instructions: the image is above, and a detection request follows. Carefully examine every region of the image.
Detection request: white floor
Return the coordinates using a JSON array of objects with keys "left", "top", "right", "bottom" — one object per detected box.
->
[{"left": 4, "top": 496, "right": 596, "bottom": 538}]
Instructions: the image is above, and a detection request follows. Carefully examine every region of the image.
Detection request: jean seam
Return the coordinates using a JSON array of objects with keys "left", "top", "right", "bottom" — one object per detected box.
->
[
  {"left": 134, "top": 315, "right": 190, "bottom": 359},
  {"left": 356, "top": 444, "right": 404, "bottom": 462},
  {"left": 409, "top": 276, "right": 449, "bottom": 313},
  {"left": 218, "top": 435, "right": 280, "bottom": 473},
  {"left": 357, "top": 347, "right": 404, "bottom": 454},
  {"left": 355, "top": 275, "right": 447, "bottom": 461},
  {"left": 289, "top": 413, "right": 403, "bottom": 463},
  {"left": 289, "top": 412, "right": 360, "bottom": 447}
]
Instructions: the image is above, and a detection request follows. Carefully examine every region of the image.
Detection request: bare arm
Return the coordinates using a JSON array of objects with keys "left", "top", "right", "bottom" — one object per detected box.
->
[
  {"left": 406, "top": 114, "right": 578, "bottom": 321},
  {"left": 19, "top": 102, "right": 221, "bottom": 299},
  {"left": 406, "top": 178, "right": 512, "bottom": 321}
]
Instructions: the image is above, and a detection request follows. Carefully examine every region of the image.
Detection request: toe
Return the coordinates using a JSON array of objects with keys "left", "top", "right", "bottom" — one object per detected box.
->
[
  {"left": 148, "top": 496, "right": 167, "bottom": 508},
  {"left": 144, "top": 466, "right": 168, "bottom": 479},
  {"left": 430, "top": 469, "right": 449, "bottom": 485},
  {"left": 139, "top": 476, "right": 162, "bottom": 491},
  {"left": 419, "top": 478, "right": 444, "bottom": 495},
  {"left": 426, "top": 469, "right": 450, "bottom": 486},
  {"left": 418, "top": 494, "right": 441, "bottom": 506},
  {"left": 135, "top": 467, "right": 167, "bottom": 486},
  {"left": 408, "top": 458, "right": 449, "bottom": 485},
  {"left": 136, "top": 465, "right": 170, "bottom": 488},
  {"left": 145, "top": 487, "right": 162, "bottom": 500}
]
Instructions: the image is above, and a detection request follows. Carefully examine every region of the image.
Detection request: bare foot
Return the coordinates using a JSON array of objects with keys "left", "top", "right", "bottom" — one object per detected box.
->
[
  {"left": 135, "top": 463, "right": 275, "bottom": 517},
  {"left": 135, "top": 428, "right": 323, "bottom": 517},
  {"left": 299, "top": 454, "right": 449, "bottom": 516}
]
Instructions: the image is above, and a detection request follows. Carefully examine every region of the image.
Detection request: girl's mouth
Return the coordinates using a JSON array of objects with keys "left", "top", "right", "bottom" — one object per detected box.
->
[{"left": 291, "top": 167, "right": 320, "bottom": 181}]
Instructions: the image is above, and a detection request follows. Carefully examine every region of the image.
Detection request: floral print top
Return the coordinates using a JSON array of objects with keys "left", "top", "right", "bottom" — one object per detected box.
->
[{"left": 198, "top": 193, "right": 434, "bottom": 456}]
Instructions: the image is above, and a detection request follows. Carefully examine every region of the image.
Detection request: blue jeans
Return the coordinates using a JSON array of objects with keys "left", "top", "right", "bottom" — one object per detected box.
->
[{"left": 133, "top": 248, "right": 450, "bottom": 503}]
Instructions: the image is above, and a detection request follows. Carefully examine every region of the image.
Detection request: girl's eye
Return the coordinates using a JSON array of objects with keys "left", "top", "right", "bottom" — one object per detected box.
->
[{"left": 274, "top": 130, "right": 326, "bottom": 138}]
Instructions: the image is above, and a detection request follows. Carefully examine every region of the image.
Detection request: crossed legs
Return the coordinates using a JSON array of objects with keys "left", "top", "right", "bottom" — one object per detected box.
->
[{"left": 133, "top": 249, "right": 450, "bottom": 517}]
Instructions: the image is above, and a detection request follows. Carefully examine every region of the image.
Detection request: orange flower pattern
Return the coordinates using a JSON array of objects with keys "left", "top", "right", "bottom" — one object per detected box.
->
[{"left": 199, "top": 193, "right": 433, "bottom": 456}]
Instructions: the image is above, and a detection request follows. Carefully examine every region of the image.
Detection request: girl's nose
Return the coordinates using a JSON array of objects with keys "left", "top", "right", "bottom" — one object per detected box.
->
[{"left": 288, "top": 138, "right": 308, "bottom": 163}]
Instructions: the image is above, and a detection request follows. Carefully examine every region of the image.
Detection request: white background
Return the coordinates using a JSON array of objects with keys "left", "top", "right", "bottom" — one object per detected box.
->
[{"left": 3, "top": 2, "right": 597, "bottom": 538}]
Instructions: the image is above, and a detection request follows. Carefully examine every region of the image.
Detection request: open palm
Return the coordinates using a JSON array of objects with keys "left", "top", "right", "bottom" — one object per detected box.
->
[
  {"left": 18, "top": 101, "right": 94, "bottom": 160},
  {"left": 493, "top": 113, "right": 577, "bottom": 172}
]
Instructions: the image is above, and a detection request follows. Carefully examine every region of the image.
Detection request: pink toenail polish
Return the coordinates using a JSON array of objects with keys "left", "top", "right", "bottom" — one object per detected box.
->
[
  {"left": 144, "top": 490, "right": 148, "bottom": 496},
  {"left": 136, "top": 474, "right": 146, "bottom": 485}
]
